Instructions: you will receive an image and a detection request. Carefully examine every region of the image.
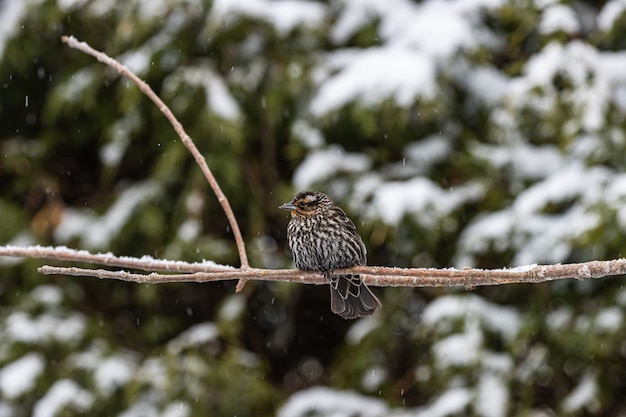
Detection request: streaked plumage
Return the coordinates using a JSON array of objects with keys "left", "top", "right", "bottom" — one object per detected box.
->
[{"left": 279, "top": 191, "right": 381, "bottom": 319}]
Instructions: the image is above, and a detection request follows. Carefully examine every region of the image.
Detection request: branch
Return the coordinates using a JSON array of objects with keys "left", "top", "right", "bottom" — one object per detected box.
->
[
  {"left": 0, "top": 245, "right": 233, "bottom": 273},
  {"left": 36, "top": 258, "right": 626, "bottom": 288},
  {"left": 60, "top": 35, "right": 250, "bottom": 290}
]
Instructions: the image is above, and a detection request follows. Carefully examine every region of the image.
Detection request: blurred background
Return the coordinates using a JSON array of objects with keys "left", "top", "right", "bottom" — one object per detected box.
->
[{"left": 1, "top": 0, "right": 626, "bottom": 416}]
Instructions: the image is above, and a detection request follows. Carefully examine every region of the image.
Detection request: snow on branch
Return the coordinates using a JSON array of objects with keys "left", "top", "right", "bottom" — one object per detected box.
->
[
  {"left": 2, "top": 245, "right": 626, "bottom": 288},
  {"left": 0, "top": 245, "right": 233, "bottom": 272}
]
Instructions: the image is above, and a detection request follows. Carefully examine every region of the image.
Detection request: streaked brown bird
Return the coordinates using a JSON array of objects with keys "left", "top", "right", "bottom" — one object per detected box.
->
[{"left": 279, "top": 191, "right": 381, "bottom": 319}]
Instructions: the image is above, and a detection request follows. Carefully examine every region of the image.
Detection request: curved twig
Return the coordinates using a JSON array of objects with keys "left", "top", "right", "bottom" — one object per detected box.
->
[{"left": 60, "top": 36, "right": 250, "bottom": 289}]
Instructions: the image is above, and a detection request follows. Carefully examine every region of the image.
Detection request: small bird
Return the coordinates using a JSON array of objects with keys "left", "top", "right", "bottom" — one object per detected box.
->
[{"left": 279, "top": 191, "right": 381, "bottom": 319}]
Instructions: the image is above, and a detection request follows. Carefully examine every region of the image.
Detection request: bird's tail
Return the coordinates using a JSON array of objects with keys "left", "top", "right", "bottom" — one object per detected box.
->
[{"left": 327, "top": 274, "right": 382, "bottom": 319}]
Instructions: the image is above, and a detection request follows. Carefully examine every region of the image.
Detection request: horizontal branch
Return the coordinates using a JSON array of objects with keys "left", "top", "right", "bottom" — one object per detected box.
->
[
  {"left": 0, "top": 245, "right": 233, "bottom": 273},
  {"left": 37, "top": 258, "right": 626, "bottom": 288}
]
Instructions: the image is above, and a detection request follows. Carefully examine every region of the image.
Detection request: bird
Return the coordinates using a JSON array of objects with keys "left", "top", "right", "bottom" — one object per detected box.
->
[{"left": 279, "top": 191, "right": 381, "bottom": 319}]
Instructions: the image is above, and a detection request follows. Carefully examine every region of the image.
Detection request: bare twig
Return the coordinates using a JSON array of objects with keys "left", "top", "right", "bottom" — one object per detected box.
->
[
  {"left": 60, "top": 35, "right": 250, "bottom": 290},
  {"left": 36, "top": 258, "right": 626, "bottom": 288}
]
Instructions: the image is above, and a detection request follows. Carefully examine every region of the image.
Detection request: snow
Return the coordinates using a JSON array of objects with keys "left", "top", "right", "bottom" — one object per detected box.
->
[
  {"left": 134, "top": 358, "right": 169, "bottom": 392},
  {"left": 460, "top": 66, "right": 510, "bottom": 107},
  {"left": 561, "top": 372, "right": 599, "bottom": 413},
  {"left": 293, "top": 145, "right": 371, "bottom": 190},
  {"left": 0, "top": 353, "right": 45, "bottom": 399},
  {"left": 346, "top": 315, "right": 381, "bottom": 344},
  {"left": 218, "top": 294, "right": 246, "bottom": 321},
  {"left": 310, "top": 47, "right": 436, "bottom": 116},
  {"left": 0, "top": 403, "right": 14, "bottom": 417},
  {"left": 455, "top": 157, "right": 626, "bottom": 266},
  {"left": 177, "top": 218, "right": 201, "bottom": 242},
  {"left": 539, "top": 4, "right": 579, "bottom": 34},
  {"left": 331, "top": 0, "right": 502, "bottom": 56},
  {"left": 0, "top": 244, "right": 234, "bottom": 271},
  {"left": 512, "top": 164, "right": 607, "bottom": 214},
  {"left": 361, "top": 366, "right": 387, "bottom": 392},
  {"left": 476, "top": 373, "right": 508, "bottom": 417},
  {"left": 291, "top": 120, "right": 324, "bottom": 149},
  {"left": 163, "top": 66, "right": 241, "bottom": 120},
  {"left": 432, "top": 325, "right": 482, "bottom": 367},
  {"left": 100, "top": 111, "right": 139, "bottom": 167},
  {"left": 593, "top": 307, "right": 623, "bottom": 332},
  {"left": 94, "top": 356, "right": 138, "bottom": 394},
  {"left": 53, "top": 181, "right": 160, "bottom": 250},
  {"left": 166, "top": 322, "right": 219, "bottom": 354},
  {"left": 69, "top": 342, "right": 138, "bottom": 394},
  {"left": 369, "top": 178, "right": 484, "bottom": 227},
  {"left": 210, "top": 0, "right": 326, "bottom": 35},
  {"left": 30, "top": 285, "right": 63, "bottom": 306},
  {"left": 546, "top": 306, "right": 573, "bottom": 331},
  {"left": 162, "top": 402, "right": 191, "bottom": 417},
  {"left": 0, "top": 0, "right": 29, "bottom": 59},
  {"left": 33, "top": 379, "right": 94, "bottom": 417},
  {"left": 277, "top": 386, "right": 388, "bottom": 417},
  {"left": 470, "top": 143, "right": 564, "bottom": 181},
  {"left": 57, "top": 0, "right": 88, "bottom": 11},
  {"left": 422, "top": 295, "right": 521, "bottom": 342},
  {"left": 415, "top": 387, "right": 472, "bottom": 417},
  {"left": 597, "top": 0, "right": 626, "bottom": 31},
  {"left": 120, "top": 49, "right": 151, "bottom": 74},
  {"left": 401, "top": 135, "right": 452, "bottom": 174},
  {"left": 5, "top": 311, "right": 86, "bottom": 344},
  {"left": 55, "top": 68, "right": 97, "bottom": 103}
]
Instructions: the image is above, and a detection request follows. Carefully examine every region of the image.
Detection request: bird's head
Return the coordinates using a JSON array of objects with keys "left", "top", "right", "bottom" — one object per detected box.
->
[{"left": 279, "top": 191, "right": 332, "bottom": 218}]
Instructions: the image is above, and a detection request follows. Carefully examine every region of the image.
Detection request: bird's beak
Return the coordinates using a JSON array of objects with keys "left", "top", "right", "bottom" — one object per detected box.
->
[{"left": 279, "top": 200, "right": 297, "bottom": 211}]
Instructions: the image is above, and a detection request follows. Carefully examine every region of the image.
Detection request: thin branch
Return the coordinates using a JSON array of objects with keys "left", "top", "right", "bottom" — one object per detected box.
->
[
  {"left": 60, "top": 36, "right": 250, "bottom": 288},
  {"left": 0, "top": 245, "right": 233, "bottom": 273},
  {"left": 37, "top": 258, "right": 626, "bottom": 288}
]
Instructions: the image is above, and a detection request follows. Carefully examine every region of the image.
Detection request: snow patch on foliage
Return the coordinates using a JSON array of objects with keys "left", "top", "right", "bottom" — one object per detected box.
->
[
  {"left": 369, "top": 177, "right": 484, "bottom": 226},
  {"left": 561, "top": 372, "right": 599, "bottom": 413},
  {"left": 33, "top": 380, "right": 94, "bottom": 417},
  {"left": 415, "top": 387, "right": 472, "bottom": 417},
  {"left": 6, "top": 311, "right": 86, "bottom": 345},
  {"left": 54, "top": 181, "right": 159, "bottom": 250},
  {"left": 30, "top": 285, "right": 63, "bottom": 306},
  {"left": 293, "top": 145, "right": 371, "bottom": 190},
  {"left": 331, "top": 0, "right": 502, "bottom": 57},
  {"left": 0, "top": 353, "right": 45, "bottom": 399},
  {"left": 432, "top": 324, "right": 482, "bottom": 367},
  {"left": 167, "top": 322, "right": 220, "bottom": 354},
  {"left": 477, "top": 372, "right": 509, "bottom": 417},
  {"left": 277, "top": 386, "right": 387, "bottom": 417},
  {"left": 70, "top": 342, "right": 139, "bottom": 394},
  {"left": 598, "top": 0, "right": 626, "bottom": 31},
  {"left": 423, "top": 294, "right": 521, "bottom": 342},
  {"left": 311, "top": 47, "right": 436, "bottom": 116},
  {"left": 0, "top": 0, "right": 29, "bottom": 59},
  {"left": 164, "top": 66, "right": 241, "bottom": 120},
  {"left": 211, "top": 0, "right": 326, "bottom": 34},
  {"left": 455, "top": 162, "right": 614, "bottom": 266},
  {"left": 539, "top": 4, "right": 579, "bottom": 34}
]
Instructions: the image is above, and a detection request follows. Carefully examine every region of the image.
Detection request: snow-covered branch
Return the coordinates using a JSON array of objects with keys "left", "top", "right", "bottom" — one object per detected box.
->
[
  {"left": 0, "top": 245, "right": 233, "bottom": 272},
  {"left": 3, "top": 245, "right": 624, "bottom": 288}
]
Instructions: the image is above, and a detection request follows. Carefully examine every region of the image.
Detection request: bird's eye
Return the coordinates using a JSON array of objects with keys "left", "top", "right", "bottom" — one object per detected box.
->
[{"left": 298, "top": 197, "right": 317, "bottom": 208}]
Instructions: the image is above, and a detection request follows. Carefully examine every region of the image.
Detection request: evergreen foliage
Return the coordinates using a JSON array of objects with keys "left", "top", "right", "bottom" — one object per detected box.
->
[{"left": 1, "top": 0, "right": 626, "bottom": 415}]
